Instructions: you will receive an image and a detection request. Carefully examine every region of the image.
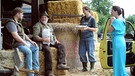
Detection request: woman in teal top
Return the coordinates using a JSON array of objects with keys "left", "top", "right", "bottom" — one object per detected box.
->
[{"left": 108, "top": 6, "right": 129, "bottom": 76}]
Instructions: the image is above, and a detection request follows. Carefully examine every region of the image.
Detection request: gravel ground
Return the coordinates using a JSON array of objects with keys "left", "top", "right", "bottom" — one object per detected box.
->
[{"left": 67, "top": 51, "right": 132, "bottom": 76}]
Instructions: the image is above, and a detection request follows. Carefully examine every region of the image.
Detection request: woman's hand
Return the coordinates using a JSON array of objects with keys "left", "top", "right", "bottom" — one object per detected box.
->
[
  {"left": 80, "top": 26, "right": 89, "bottom": 32},
  {"left": 110, "top": 16, "right": 116, "bottom": 23},
  {"left": 108, "top": 17, "right": 115, "bottom": 32},
  {"left": 84, "top": 26, "right": 89, "bottom": 30}
]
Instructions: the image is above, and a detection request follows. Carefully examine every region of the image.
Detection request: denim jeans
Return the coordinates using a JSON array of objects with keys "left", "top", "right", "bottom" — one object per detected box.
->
[
  {"left": 79, "top": 39, "right": 96, "bottom": 63},
  {"left": 17, "top": 41, "right": 40, "bottom": 76}
]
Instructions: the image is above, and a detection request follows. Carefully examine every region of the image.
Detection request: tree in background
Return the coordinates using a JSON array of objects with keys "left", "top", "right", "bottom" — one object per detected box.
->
[
  {"left": 126, "top": 15, "right": 135, "bottom": 34},
  {"left": 126, "top": 14, "right": 135, "bottom": 25}
]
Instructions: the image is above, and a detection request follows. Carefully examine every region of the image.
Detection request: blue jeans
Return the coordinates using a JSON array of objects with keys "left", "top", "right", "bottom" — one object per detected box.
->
[
  {"left": 79, "top": 39, "right": 96, "bottom": 63},
  {"left": 17, "top": 41, "right": 40, "bottom": 76}
]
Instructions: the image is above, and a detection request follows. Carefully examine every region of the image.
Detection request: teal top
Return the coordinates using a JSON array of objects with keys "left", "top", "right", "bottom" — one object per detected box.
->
[{"left": 111, "top": 19, "right": 126, "bottom": 37}]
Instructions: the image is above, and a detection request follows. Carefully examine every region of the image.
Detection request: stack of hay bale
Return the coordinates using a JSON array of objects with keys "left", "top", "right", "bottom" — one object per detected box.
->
[
  {"left": 38, "top": 47, "right": 67, "bottom": 76},
  {"left": 47, "top": 0, "right": 99, "bottom": 45},
  {"left": 47, "top": 0, "right": 99, "bottom": 24},
  {"left": 48, "top": 0, "right": 83, "bottom": 23},
  {"left": 0, "top": 49, "right": 66, "bottom": 76},
  {"left": 0, "top": 50, "right": 15, "bottom": 76},
  {"left": 0, "top": 50, "right": 26, "bottom": 76},
  {"left": 47, "top": 0, "right": 100, "bottom": 71},
  {"left": 19, "top": 47, "right": 67, "bottom": 76},
  {"left": 50, "top": 23, "right": 80, "bottom": 69}
]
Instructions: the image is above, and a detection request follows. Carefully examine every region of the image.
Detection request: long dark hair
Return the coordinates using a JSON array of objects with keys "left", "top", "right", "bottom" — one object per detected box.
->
[{"left": 112, "top": 6, "right": 125, "bottom": 18}]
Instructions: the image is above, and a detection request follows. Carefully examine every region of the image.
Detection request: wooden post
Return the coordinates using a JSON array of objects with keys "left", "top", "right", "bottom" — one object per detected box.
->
[
  {"left": 0, "top": 21, "right": 1, "bottom": 50},
  {"left": 32, "top": 0, "right": 39, "bottom": 26}
]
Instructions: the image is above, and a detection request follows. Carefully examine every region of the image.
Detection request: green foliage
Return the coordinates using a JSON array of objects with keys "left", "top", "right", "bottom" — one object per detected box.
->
[
  {"left": 126, "top": 14, "right": 135, "bottom": 34},
  {"left": 126, "top": 15, "right": 135, "bottom": 24},
  {"left": 83, "top": 0, "right": 113, "bottom": 15},
  {"left": 98, "top": 13, "right": 111, "bottom": 33},
  {"left": 90, "top": 0, "right": 113, "bottom": 15}
]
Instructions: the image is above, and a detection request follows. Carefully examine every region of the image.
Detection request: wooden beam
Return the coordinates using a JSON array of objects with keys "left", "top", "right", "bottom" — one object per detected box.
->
[{"left": 32, "top": 0, "right": 39, "bottom": 26}]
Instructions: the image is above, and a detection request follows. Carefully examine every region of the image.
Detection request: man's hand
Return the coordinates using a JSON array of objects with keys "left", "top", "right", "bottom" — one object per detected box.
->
[
  {"left": 55, "top": 39, "right": 60, "bottom": 43},
  {"left": 43, "top": 37, "right": 50, "bottom": 42},
  {"left": 26, "top": 43, "right": 30, "bottom": 48},
  {"left": 31, "top": 41, "right": 38, "bottom": 47}
]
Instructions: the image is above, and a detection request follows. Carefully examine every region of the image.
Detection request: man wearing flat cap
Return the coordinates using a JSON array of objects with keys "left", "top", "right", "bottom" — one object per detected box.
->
[
  {"left": 3, "top": 7, "right": 40, "bottom": 76},
  {"left": 33, "top": 11, "right": 70, "bottom": 76}
]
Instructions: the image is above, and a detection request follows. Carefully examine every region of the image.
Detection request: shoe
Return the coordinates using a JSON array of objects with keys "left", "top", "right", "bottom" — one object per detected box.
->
[
  {"left": 90, "top": 62, "right": 95, "bottom": 73},
  {"left": 57, "top": 64, "right": 70, "bottom": 70},
  {"left": 82, "top": 68, "right": 88, "bottom": 72},
  {"left": 33, "top": 70, "right": 39, "bottom": 73},
  {"left": 48, "top": 73, "right": 55, "bottom": 76},
  {"left": 90, "top": 68, "right": 94, "bottom": 73},
  {"left": 47, "top": 72, "right": 55, "bottom": 76},
  {"left": 82, "top": 62, "right": 87, "bottom": 72}
]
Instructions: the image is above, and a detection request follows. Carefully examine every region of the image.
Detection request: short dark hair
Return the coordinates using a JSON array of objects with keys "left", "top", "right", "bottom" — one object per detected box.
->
[{"left": 12, "top": 7, "right": 25, "bottom": 16}]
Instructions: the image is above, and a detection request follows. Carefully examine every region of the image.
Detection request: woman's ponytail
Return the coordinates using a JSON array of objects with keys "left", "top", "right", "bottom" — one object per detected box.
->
[{"left": 121, "top": 8, "right": 125, "bottom": 18}]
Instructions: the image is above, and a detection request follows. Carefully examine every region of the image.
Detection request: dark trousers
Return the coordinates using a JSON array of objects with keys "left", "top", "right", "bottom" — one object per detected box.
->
[{"left": 42, "top": 42, "right": 66, "bottom": 75}]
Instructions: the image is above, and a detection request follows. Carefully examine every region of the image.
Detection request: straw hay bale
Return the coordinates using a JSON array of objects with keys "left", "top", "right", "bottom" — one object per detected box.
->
[
  {"left": 48, "top": 0, "right": 99, "bottom": 24},
  {"left": 19, "top": 47, "right": 67, "bottom": 76},
  {"left": 0, "top": 50, "right": 26, "bottom": 76},
  {"left": 53, "top": 18, "right": 81, "bottom": 24},
  {"left": 49, "top": 23, "right": 81, "bottom": 68},
  {"left": 91, "top": 11, "right": 99, "bottom": 23},
  {"left": 49, "top": 23, "right": 79, "bottom": 34},
  {"left": 48, "top": 0, "right": 83, "bottom": 22},
  {"left": 50, "top": 47, "right": 67, "bottom": 75},
  {"left": 0, "top": 50, "right": 14, "bottom": 76},
  {"left": 19, "top": 52, "right": 26, "bottom": 76},
  {"left": 38, "top": 51, "right": 44, "bottom": 75},
  {"left": 0, "top": 50, "right": 15, "bottom": 70},
  {"left": 38, "top": 47, "right": 67, "bottom": 75}
]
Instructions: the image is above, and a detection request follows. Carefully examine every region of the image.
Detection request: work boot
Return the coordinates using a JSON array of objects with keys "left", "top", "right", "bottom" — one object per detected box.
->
[
  {"left": 47, "top": 72, "right": 55, "bottom": 76},
  {"left": 90, "top": 62, "right": 95, "bottom": 72},
  {"left": 82, "top": 62, "right": 88, "bottom": 72},
  {"left": 57, "top": 64, "right": 70, "bottom": 70},
  {"left": 33, "top": 70, "right": 39, "bottom": 73},
  {"left": 48, "top": 73, "right": 55, "bottom": 76}
]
